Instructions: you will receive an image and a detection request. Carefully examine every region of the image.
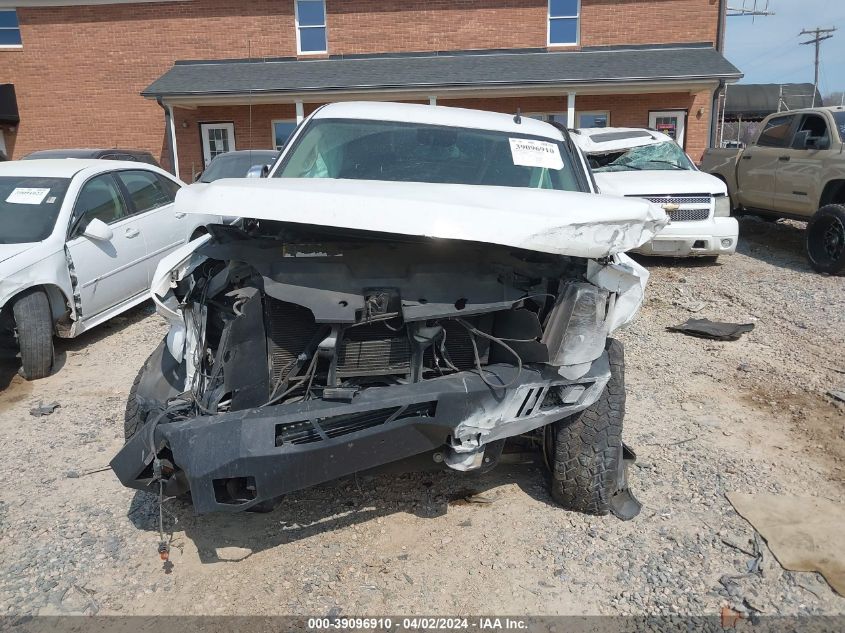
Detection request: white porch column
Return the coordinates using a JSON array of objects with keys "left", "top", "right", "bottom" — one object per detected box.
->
[
  {"left": 429, "top": 96, "right": 437, "bottom": 106},
  {"left": 567, "top": 91, "right": 576, "bottom": 128},
  {"left": 166, "top": 104, "right": 180, "bottom": 178},
  {"left": 295, "top": 100, "right": 304, "bottom": 124}
]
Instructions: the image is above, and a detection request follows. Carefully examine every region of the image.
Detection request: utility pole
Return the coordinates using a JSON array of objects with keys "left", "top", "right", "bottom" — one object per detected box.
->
[{"left": 799, "top": 27, "right": 836, "bottom": 106}]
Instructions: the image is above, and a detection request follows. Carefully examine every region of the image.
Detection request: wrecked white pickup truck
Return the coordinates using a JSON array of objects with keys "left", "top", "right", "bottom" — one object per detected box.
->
[{"left": 111, "top": 102, "right": 667, "bottom": 519}]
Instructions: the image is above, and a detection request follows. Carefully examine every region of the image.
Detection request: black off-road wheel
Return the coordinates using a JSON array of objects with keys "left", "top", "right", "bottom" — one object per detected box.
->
[
  {"left": 124, "top": 360, "right": 147, "bottom": 441},
  {"left": 12, "top": 289, "right": 54, "bottom": 380},
  {"left": 545, "top": 339, "right": 625, "bottom": 515},
  {"left": 806, "top": 204, "right": 845, "bottom": 275}
]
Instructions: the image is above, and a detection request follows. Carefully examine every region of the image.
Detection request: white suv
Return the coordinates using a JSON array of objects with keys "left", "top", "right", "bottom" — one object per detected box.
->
[{"left": 573, "top": 127, "right": 738, "bottom": 261}]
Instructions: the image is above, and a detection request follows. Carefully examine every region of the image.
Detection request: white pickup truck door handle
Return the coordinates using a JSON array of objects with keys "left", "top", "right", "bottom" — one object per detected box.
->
[
  {"left": 124, "top": 227, "right": 140, "bottom": 238},
  {"left": 174, "top": 212, "right": 187, "bottom": 219},
  {"left": 778, "top": 156, "right": 791, "bottom": 162}
]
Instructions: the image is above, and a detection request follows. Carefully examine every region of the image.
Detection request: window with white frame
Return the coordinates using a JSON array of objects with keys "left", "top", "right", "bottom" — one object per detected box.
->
[
  {"left": 0, "top": 9, "right": 22, "bottom": 47},
  {"left": 578, "top": 111, "right": 610, "bottom": 128},
  {"left": 548, "top": 0, "right": 579, "bottom": 46},
  {"left": 273, "top": 120, "right": 298, "bottom": 151},
  {"left": 296, "top": 0, "right": 327, "bottom": 54}
]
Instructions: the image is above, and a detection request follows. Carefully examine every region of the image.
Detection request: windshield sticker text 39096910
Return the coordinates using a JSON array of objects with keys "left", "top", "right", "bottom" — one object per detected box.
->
[
  {"left": 509, "top": 138, "right": 564, "bottom": 170},
  {"left": 5, "top": 188, "right": 52, "bottom": 205}
]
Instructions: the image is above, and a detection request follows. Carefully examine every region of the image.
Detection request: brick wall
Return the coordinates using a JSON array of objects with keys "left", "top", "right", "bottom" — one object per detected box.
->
[
  {"left": 581, "top": 0, "right": 720, "bottom": 47},
  {"left": 0, "top": 0, "right": 720, "bottom": 167}
]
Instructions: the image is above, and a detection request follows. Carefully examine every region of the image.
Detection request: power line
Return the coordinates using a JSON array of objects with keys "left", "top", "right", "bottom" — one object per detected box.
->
[{"left": 799, "top": 27, "right": 837, "bottom": 105}]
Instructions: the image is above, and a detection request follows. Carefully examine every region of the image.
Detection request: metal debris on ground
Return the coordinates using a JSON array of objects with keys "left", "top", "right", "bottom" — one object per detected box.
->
[
  {"left": 667, "top": 318, "right": 755, "bottom": 341},
  {"left": 449, "top": 491, "right": 498, "bottom": 506},
  {"left": 827, "top": 389, "right": 845, "bottom": 404},
  {"left": 29, "top": 401, "right": 61, "bottom": 417}
]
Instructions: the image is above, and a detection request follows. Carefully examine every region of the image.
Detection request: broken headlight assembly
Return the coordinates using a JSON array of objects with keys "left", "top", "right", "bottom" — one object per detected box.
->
[{"left": 542, "top": 282, "right": 611, "bottom": 367}]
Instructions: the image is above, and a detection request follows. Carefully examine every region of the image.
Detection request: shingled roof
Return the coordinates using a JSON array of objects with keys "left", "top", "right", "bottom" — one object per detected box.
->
[{"left": 144, "top": 44, "right": 742, "bottom": 99}]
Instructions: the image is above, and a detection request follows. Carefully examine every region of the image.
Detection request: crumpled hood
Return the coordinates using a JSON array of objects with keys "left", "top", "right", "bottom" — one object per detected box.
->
[
  {"left": 0, "top": 243, "right": 37, "bottom": 266},
  {"left": 594, "top": 169, "right": 727, "bottom": 197},
  {"left": 175, "top": 178, "right": 668, "bottom": 259}
]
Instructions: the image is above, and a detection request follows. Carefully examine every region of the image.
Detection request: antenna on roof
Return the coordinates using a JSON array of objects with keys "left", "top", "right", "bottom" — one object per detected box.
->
[
  {"left": 513, "top": 108, "right": 522, "bottom": 124},
  {"left": 727, "top": 0, "right": 773, "bottom": 22}
]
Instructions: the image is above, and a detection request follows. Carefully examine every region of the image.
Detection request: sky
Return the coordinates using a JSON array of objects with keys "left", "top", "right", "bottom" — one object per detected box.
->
[{"left": 724, "top": 0, "right": 845, "bottom": 95}]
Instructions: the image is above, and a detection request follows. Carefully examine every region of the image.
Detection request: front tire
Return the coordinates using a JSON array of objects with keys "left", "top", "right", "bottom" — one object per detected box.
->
[
  {"left": 806, "top": 204, "right": 845, "bottom": 275},
  {"left": 124, "top": 361, "right": 147, "bottom": 441},
  {"left": 12, "top": 289, "right": 54, "bottom": 380},
  {"left": 546, "top": 339, "right": 625, "bottom": 515}
]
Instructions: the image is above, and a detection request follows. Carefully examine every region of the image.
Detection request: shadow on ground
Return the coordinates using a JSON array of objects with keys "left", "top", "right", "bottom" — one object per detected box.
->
[
  {"left": 734, "top": 216, "right": 810, "bottom": 273},
  {"left": 127, "top": 455, "right": 556, "bottom": 564}
]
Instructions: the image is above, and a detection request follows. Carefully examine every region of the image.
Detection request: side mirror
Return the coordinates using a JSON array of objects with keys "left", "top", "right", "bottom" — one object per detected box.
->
[
  {"left": 246, "top": 164, "right": 271, "bottom": 178},
  {"left": 82, "top": 218, "right": 113, "bottom": 242}
]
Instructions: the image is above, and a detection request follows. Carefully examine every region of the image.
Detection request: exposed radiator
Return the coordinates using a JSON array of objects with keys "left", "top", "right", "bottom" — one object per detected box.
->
[
  {"left": 265, "top": 298, "right": 320, "bottom": 384},
  {"left": 336, "top": 322, "right": 411, "bottom": 377}
]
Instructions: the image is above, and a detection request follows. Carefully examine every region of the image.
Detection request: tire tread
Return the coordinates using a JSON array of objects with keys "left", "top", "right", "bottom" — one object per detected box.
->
[
  {"left": 12, "top": 289, "right": 54, "bottom": 380},
  {"left": 548, "top": 339, "right": 625, "bottom": 515}
]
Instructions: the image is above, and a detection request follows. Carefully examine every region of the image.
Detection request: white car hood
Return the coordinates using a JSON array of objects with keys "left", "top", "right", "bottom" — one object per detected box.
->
[
  {"left": 175, "top": 178, "right": 668, "bottom": 259},
  {"left": 0, "top": 243, "right": 37, "bottom": 266},
  {"left": 594, "top": 170, "right": 727, "bottom": 197}
]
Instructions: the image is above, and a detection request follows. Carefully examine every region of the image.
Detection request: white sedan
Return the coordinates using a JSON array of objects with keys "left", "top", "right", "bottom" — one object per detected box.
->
[{"left": 0, "top": 159, "right": 220, "bottom": 379}]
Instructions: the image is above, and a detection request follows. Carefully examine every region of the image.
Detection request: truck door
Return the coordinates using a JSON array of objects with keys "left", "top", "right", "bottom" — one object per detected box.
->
[
  {"left": 775, "top": 113, "right": 832, "bottom": 217},
  {"left": 737, "top": 114, "right": 797, "bottom": 212}
]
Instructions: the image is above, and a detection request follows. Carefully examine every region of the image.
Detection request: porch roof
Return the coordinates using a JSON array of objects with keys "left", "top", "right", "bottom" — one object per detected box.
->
[{"left": 144, "top": 44, "right": 742, "bottom": 103}]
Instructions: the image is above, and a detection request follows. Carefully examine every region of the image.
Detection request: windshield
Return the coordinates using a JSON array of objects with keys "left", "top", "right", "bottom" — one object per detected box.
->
[
  {"left": 273, "top": 118, "right": 581, "bottom": 191},
  {"left": 0, "top": 177, "right": 71, "bottom": 244},
  {"left": 590, "top": 141, "right": 694, "bottom": 172},
  {"left": 200, "top": 152, "right": 278, "bottom": 182}
]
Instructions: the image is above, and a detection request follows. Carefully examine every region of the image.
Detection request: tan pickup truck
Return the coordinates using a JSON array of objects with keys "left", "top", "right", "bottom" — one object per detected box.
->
[{"left": 700, "top": 106, "right": 845, "bottom": 275}]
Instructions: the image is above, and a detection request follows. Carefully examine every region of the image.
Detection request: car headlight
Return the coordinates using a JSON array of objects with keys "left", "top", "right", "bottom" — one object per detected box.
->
[
  {"left": 714, "top": 195, "right": 731, "bottom": 217},
  {"left": 542, "top": 282, "right": 610, "bottom": 367}
]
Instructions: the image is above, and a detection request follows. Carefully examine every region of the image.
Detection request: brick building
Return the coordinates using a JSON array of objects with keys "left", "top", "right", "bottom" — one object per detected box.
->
[{"left": 0, "top": 0, "right": 741, "bottom": 181}]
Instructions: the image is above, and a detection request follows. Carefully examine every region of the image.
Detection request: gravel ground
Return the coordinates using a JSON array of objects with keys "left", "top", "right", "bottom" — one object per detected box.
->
[{"left": 0, "top": 216, "right": 843, "bottom": 619}]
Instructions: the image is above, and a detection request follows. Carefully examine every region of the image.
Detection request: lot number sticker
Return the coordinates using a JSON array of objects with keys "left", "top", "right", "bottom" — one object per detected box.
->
[
  {"left": 5, "top": 188, "right": 51, "bottom": 205},
  {"left": 509, "top": 138, "right": 564, "bottom": 170}
]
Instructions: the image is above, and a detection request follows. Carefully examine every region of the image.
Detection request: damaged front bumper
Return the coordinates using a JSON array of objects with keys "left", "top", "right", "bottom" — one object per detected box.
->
[{"left": 111, "top": 356, "right": 610, "bottom": 514}]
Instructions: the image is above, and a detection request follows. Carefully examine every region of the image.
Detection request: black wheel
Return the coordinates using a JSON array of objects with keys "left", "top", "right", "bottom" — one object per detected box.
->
[
  {"left": 12, "top": 289, "right": 54, "bottom": 380},
  {"left": 189, "top": 227, "right": 208, "bottom": 242},
  {"left": 806, "top": 204, "right": 845, "bottom": 275},
  {"left": 124, "top": 360, "right": 146, "bottom": 441},
  {"left": 545, "top": 339, "right": 625, "bottom": 515}
]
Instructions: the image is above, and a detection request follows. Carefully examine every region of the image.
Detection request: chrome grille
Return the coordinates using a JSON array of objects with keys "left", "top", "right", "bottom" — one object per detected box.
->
[
  {"left": 632, "top": 195, "right": 713, "bottom": 222},
  {"left": 642, "top": 196, "right": 712, "bottom": 205},
  {"left": 666, "top": 207, "right": 710, "bottom": 222}
]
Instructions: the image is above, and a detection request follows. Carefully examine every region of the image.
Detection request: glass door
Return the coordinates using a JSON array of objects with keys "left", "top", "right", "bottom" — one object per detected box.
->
[{"left": 200, "top": 122, "right": 236, "bottom": 167}]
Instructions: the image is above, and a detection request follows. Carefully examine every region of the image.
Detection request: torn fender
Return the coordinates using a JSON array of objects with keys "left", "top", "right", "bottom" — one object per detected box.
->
[{"left": 174, "top": 178, "right": 668, "bottom": 259}]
